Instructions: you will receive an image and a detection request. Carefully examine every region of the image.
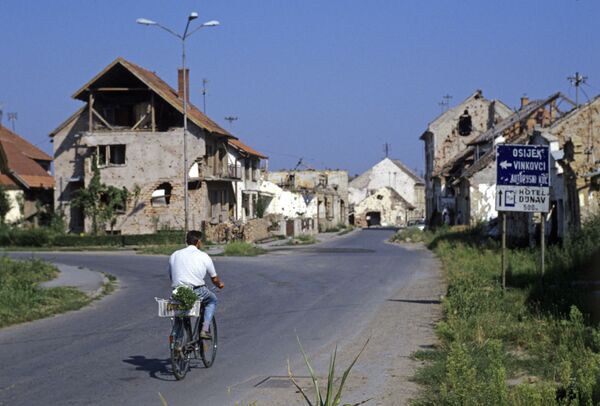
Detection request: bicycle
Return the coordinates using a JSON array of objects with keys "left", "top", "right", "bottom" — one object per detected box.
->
[{"left": 155, "top": 290, "right": 218, "bottom": 380}]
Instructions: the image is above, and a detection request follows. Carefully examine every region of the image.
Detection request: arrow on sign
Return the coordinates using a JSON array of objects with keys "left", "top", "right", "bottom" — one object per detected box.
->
[{"left": 499, "top": 161, "right": 512, "bottom": 170}]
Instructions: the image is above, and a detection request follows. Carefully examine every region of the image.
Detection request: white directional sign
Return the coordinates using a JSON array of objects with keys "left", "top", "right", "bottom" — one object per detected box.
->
[{"left": 495, "top": 144, "right": 550, "bottom": 213}]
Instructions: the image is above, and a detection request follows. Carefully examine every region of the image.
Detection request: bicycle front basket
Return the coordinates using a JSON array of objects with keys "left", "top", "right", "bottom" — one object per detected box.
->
[{"left": 155, "top": 298, "right": 201, "bottom": 317}]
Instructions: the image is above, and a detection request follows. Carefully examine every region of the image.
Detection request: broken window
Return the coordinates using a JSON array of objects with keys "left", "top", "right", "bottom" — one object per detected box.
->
[
  {"left": 318, "top": 174, "right": 328, "bottom": 187},
  {"left": 151, "top": 182, "right": 172, "bottom": 206},
  {"left": 252, "top": 160, "right": 258, "bottom": 181},
  {"left": 458, "top": 110, "right": 473, "bottom": 136},
  {"left": 97, "top": 144, "right": 126, "bottom": 167},
  {"left": 97, "top": 145, "right": 108, "bottom": 166},
  {"left": 109, "top": 145, "right": 126, "bottom": 165}
]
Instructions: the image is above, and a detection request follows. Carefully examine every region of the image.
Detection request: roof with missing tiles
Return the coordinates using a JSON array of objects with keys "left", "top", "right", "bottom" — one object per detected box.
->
[
  {"left": 0, "top": 126, "right": 54, "bottom": 189},
  {"left": 229, "top": 138, "right": 268, "bottom": 159},
  {"left": 70, "top": 57, "right": 232, "bottom": 138}
]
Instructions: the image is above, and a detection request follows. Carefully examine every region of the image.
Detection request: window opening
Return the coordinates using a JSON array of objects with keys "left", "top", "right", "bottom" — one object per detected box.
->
[
  {"left": 151, "top": 182, "right": 172, "bottom": 206},
  {"left": 458, "top": 109, "right": 473, "bottom": 136},
  {"left": 97, "top": 145, "right": 108, "bottom": 166},
  {"left": 109, "top": 145, "right": 126, "bottom": 165}
]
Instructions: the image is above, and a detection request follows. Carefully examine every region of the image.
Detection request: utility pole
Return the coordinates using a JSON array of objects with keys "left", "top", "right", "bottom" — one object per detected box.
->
[
  {"left": 202, "top": 78, "right": 208, "bottom": 113},
  {"left": 443, "top": 94, "right": 453, "bottom": 110},
  {"left": 7, "top": 113, "right": 17, "bottom": 132},
  {"left": 438, "top": 94, "right": 452, "bottom": 113},
  {"left": 438, "top": 100, "right": 447, "bottom": 114},
  {"left": 224, "top": 116, "right": 238, "bottom": 128},
  {"left": 568, "top": 72, "right": 587, "bottom": 107},
  {"left": 383, "top": 142, "right": 391, "bottom": 158}
]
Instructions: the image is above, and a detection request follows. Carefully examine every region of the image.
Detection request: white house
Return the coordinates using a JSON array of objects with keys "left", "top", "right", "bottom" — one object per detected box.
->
[{"left": 349, "top": 158, "right": 425, "bottom": 226}]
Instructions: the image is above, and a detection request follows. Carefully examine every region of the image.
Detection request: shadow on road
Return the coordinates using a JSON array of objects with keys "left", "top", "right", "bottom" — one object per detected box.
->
[
  {"left": 122, "top": 355, "right": 175, "bottom": 381},
  {"left": 386, "top": 299, "right": 441, "bottom": 305}
]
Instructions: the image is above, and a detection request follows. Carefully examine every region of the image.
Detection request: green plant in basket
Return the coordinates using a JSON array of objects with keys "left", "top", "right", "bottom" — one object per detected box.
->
[{"left": 171, "top": 286, "right": 197, "bottom": 311}]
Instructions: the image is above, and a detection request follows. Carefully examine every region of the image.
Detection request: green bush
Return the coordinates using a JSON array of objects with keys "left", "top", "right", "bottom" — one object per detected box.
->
[
  {"left": 508, "top": 382, "right": 557, "bottom": 406},
  {"left": 122, "top": 232, "right": 185, "bottom": 246},
  {"left": 0, "top": 227, "right": 53, "bottom": 247},
  {"left": 52, "top": 234, "right": 122, "bottom": 247},
  {"left": 223, "top": 241, "right": 266, "bottom": 256},
  {"left": 391, "top": 228, "right": 430, "bottom": 243}
]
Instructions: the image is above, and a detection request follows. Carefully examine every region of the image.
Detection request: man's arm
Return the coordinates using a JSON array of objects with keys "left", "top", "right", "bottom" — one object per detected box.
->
[
  {"left": 203, "top": 253, "right": 223, "bottom": 289},
  {"left": 211, "top": 275, "right": 224, "bottom": 289}
]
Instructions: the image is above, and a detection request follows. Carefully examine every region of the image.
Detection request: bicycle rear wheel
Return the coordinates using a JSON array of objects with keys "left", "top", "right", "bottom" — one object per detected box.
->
[
  {"left": 200, "top": 316, "right": 218, "bottom": 368},
  {"left": 170, "top": 318, "right": 191, "bottom": 380}
]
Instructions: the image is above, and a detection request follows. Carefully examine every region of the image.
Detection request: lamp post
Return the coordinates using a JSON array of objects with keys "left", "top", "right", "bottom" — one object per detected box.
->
[{"left": 137, "top": 13, "right": 219, "bottom": 233}]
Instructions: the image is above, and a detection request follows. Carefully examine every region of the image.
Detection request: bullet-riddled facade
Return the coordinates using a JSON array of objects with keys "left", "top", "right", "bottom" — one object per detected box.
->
[{"left": 51, "top": 57, "right": 265, "bottom": 234}]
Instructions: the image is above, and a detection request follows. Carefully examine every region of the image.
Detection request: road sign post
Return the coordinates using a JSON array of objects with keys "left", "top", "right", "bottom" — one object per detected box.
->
[{"left": 496, "top": 144, "right": 551, "bottom": 287}]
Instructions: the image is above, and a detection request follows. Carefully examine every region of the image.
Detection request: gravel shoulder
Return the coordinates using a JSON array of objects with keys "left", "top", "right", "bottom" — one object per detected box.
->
[{"left": 237, "top": 243, "right": 445, "bottom": 406}]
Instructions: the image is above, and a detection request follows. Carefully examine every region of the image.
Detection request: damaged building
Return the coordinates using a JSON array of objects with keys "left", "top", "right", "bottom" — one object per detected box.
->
[
  {"left": 420, "top": 90, "right": 513, "bottom": 226},
  {"left": 348, "top": 157, "right": 425, "bottom": 227},
  {"left": 532, "top": 94, "right": 600, "bottom": 240},
  {"left": 429, "top": 89, "right": 598, "bottom": 243},
  {"left": 50, "top": 57, "right": 266, "bottom": 235},
  {"left": 262, "top": 170, "right": 349, "bottom": 234},
  {"left": 0, "top": 125, "right": 54, "bottom": 225}
]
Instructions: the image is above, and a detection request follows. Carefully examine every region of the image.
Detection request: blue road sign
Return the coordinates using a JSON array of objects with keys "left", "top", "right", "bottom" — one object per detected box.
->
[{"left": 496, "top": 144, "right": 550, "bottom": 212}]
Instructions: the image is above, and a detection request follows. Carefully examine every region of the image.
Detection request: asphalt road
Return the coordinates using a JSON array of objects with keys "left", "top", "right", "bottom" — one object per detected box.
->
[{"left": 0, "top": 229, "right": 434, "bottom": 406}]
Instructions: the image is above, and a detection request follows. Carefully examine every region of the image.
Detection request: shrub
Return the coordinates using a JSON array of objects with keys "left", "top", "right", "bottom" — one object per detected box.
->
[
  {"left": 391, "top": 228, "right": 430, "bottom": 243},
  {"left": 223, "top": 241, "right": 266, "bottom": 256}
]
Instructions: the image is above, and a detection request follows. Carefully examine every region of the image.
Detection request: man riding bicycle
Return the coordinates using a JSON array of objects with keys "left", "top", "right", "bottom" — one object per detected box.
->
[{"left": 168, "top": 230, "right": 224, "bottom": 339}]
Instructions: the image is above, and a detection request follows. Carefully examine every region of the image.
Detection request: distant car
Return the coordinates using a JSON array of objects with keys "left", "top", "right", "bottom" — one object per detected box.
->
[{"left": 407, "top": 219, "right": 425, "bottom": 231}]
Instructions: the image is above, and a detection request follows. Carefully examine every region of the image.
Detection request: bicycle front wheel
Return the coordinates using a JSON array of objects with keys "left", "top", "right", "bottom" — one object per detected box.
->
[
  {"left": 170, "top": 318, "right": 191, "bottom": 380},
  {"left": 200, "top": 316, "right": 218, "bottom": 368}
]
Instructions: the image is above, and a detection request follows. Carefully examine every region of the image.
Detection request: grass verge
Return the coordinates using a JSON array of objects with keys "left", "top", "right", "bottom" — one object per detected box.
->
[
  {"left": 0, "top": 257, "right": 90, "bottom": 328},
  {"left": 288, "top": 234, "right": 319, "bottom": 245},
  {"left": 136, "top": 244, "right": 185, "bottom": 256},
  {"left": 223, "top": 241, "right": 266, "bottom": 256},
  {"left": 402, "top": 216, "right": 600, "bottom": 405}
]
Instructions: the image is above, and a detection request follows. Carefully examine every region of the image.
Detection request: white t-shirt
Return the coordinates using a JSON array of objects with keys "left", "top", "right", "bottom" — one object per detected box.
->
[{"left": 168, "top": 245, "right": 217, "bottom": 288}]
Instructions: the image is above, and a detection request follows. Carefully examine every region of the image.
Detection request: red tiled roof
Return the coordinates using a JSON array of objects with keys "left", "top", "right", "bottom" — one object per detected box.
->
[
  {"left": 0, "top": 126, "right": 51, "bottom": 161},
  {"left": 0, "top": 174, "right": 17, "bottom": 188},
  {"left": 72, "top": 57, "right": 232, "bottom": 138},
  {"left": 0, "top": 127, "right": 54, "bottom": 189},
  {"left": 229, "top": 138, "right": 268, "bottom": 159}
]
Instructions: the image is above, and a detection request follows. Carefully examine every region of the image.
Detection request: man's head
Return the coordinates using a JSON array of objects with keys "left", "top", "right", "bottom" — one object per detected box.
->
[{"left": 186, "top": 230, "right": 203, "bottom": 247}]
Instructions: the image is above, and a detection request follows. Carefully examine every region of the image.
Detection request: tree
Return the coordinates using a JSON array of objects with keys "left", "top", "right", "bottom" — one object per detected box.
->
[
  {"left": 71, "top": 156, "right": 128, "bottom": 235},
  {"left": 0, "top": 186, "right": 11, "bottom": 224},
  {"left": 100, "top": 185, "right": 129, "bottom": 234}
]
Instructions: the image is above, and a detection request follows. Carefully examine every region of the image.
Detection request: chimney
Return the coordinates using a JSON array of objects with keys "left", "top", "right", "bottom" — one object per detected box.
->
[
  {"left": 178, "top": 68, "right": 190, "bottom": 103},
  {"left": 520, "top": 95, "right": 529, "bottom": 110}
]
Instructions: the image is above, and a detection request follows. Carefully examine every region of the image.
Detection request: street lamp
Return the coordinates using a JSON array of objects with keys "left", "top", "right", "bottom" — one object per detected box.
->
[{"left": 137, "top": 13, "right": 220, "bottom": 233}]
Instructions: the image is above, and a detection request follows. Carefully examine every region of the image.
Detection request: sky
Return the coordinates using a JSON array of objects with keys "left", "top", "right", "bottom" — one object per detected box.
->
[{"left": 1, "top": 0, "right": 600, "bottom": 176}]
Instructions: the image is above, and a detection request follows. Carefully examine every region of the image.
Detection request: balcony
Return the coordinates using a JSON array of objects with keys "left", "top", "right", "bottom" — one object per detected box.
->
[{"left": 203, "top": 164, "right": 242, "bottom": 181}]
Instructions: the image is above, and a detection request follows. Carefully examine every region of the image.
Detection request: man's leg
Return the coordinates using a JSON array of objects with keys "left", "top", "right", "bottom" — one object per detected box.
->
[
  {"left": 201, "top": 290, "right": 217, "bottom": 333},
  {"left": 193, "top": 286, "right": 217, "bottom": 335}
]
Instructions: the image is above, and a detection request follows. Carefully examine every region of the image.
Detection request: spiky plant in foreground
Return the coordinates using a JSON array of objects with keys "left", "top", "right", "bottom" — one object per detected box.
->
[{"left": 288, "top": 336, "right": 370, "bottom": 406}]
